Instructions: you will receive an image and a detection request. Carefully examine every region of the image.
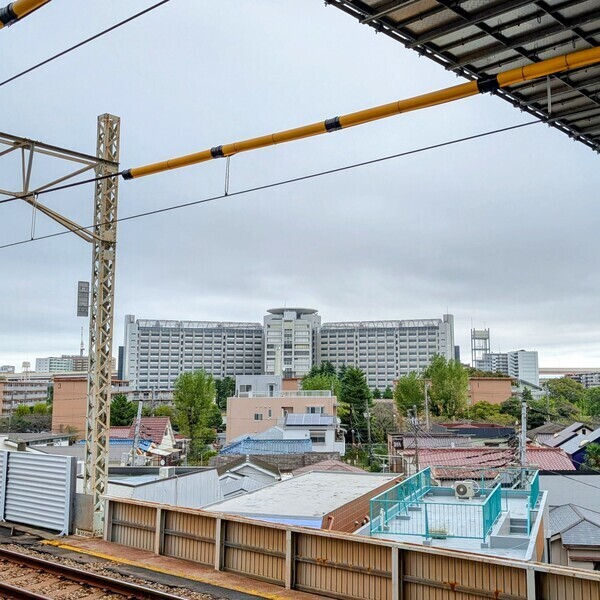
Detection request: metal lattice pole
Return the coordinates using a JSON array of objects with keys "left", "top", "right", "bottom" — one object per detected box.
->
[{"left": 84, "top": 114, "right": 120, "bottom": 535}]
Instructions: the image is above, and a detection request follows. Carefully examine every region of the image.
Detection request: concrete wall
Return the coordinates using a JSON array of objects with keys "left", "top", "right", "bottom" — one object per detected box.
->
[
  {"left": 468, "top": 378, "right": 513, "bottom": 405},
  {"left": 52, "top": 376, "right": 88, "bottom": 435},
  {"left": 226, "top": 395, "right": 337, "bottom": 442},
  {"left": 540, "top": 473, "right": 600, "bottom": 511}
]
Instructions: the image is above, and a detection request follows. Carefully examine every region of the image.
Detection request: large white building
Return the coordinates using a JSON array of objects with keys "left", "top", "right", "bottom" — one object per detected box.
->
[
  {"left": 123, "top": 311, "right": 456, "bottom": 390},
  {"left": 318, "top": 315, "right": 455, "bottom": 390},
  {"left": 122, "top": 316, "right": 263, "bottom": 389},
  {"left": 476, "top": 350, "right": 539, "bottom": 387}
]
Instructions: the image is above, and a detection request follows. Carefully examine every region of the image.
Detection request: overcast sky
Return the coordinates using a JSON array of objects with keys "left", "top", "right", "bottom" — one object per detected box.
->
[{"left": 1, "top": 0, "right": 599, "bottom": 370}]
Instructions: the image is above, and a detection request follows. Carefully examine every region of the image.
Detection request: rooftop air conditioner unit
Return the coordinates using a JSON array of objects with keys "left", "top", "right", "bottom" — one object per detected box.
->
[{"left": 455, "top": 480, "right": 476, "bottom": 500}]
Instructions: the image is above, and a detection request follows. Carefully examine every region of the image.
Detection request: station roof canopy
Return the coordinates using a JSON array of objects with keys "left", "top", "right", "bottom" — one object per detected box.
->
[{"left": 329, "top": 0, "right": 600, "bottom": 153}]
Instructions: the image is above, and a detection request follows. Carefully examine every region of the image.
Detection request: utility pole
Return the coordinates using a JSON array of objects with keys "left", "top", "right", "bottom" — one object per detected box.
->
[
  {"left": 545, "top": 383, "right": 550, "bottom": 423},
  {"left": 83, "top": 114, "right": 120, "bottom": 535},
  {"left": 130, "top": 400, "right": 143, "bottom": 466},
  {"left": 424, "top": 381, "right": 430, "bottom": 431},
  {"left": 409, "top": 405, "right": 419, "bottom": 473},
  {"left": 520, "top": 394, "right": 527, "bottom": 469},
  {"left": 365, "top": 400, "right": 372, "bottom": 465}
]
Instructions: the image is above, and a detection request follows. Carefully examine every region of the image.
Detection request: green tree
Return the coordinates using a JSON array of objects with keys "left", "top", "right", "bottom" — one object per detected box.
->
[
  {"left": 302, "top": 373, "right": 341, "bottom": 399},
  {"left": 32, "top": 402, "right": 49, "bottom": 415},
  {"left": 340, "top": 367, "right": 372, "bottom": 443},
  {"left": 466, "top": 401, "right": 514, "bottom": 425},
  {"left": 547, "top": 377, "right": 586, "bottom": 409},
  {"left": 153, "top": 405, "right": 176, "bottom": 420},
  {"left": 110, "top": 394, "right": 137, "bottom": 426},
  {"left": 372, "top": 388, "right": 381, "bottom": 399},
  {"left": 14, "top": 404, "right": 31, "bottom": 417},
  {"left": 582, "top": 443, "right": 600, "bottom": 470},
  {"left": 215, "top": 376, "right": 235, "bottom": 411},
  {"left": 424, "top": 355, "right": 468, "bottom": 419},
  {"left": 370, "top": 402, "right": 396, "bottom": 443},
  {"left": 394, "top": 372, "right": 425, "bottom": 417},
  {"left": 173, "top": 371, "right": 217, "bottom": 463},
  {"left": 337, "top": 364, "right": 348, "bottom": 380},
  {"left": 500, "top": 395, "right": 546, "bottom": 429},
  {"left": 382, "top": 386, "right": 393, "bottom": 400},
  {"left": 585, "top": 387, "right": 600, "bottom": 417}
]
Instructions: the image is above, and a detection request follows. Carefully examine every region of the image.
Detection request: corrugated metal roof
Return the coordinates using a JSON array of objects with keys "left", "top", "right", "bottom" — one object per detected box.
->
[
  {"left": 329, "top": 0, "right": 600, "bottom": 153},
  {"left": 220, "top": 438, "right": 312, "bottom": 455}
]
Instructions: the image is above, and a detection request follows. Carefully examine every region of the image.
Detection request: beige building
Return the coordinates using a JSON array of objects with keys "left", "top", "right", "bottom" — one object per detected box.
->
[
  {"left": 468, "top": 376, "right": 513, "bottom": 405},
  {"left": 226, "top": 391, "right": 337, "bottom": 443},
  {"left": 52, "top": 374, "right": 129, "bottom": 436}
]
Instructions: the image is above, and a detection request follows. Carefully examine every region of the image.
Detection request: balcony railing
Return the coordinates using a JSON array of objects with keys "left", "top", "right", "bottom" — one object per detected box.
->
[
  {"left": 237, "top": 390, "right": 332, "bottom": 398},
  {"left": 370, "top": 469, "right": 504, "bottom": 541}
]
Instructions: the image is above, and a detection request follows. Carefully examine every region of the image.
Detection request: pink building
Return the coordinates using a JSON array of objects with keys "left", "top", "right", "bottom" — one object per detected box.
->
[{"left": 226, "top": 391, "right": 337, "bottom": 443}]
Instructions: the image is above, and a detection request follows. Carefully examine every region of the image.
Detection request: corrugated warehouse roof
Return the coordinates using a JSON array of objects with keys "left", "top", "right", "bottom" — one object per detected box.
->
[{"left": 329, "top": 0, "right": 600, "bottom": 154}]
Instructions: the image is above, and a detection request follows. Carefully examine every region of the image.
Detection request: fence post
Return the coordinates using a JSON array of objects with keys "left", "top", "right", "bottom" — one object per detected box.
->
[
  {"left": 392, "top": 546, "right": 403, "bottom": 600},
  {"left": 154, "top": 508, "right": 165, "bottom": 555},
  {"left": 285, "top": 529, "right": 296, "bottom": 589},
  {"left": 526, "top": 567, "right": 537, "bottom": 600},
  {"left": 214, "top": 518, "right": 224, "bottom": 571},
  {"left": 103, "top": 499, "right": 113, "bottom": 541}
]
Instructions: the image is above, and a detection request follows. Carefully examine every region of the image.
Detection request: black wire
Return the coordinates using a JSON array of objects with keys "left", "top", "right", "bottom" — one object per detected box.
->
[
  {"left": 0, "top": 120, "right": 540, "bottom": 250},
  {"left": 0, "top": 0, "right": 171, "bottom": 89}
]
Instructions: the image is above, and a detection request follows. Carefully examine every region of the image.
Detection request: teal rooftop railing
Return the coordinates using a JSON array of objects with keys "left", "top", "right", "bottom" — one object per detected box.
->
[{"left": 370, "top": 468, "right": 541, "bottom": 542}]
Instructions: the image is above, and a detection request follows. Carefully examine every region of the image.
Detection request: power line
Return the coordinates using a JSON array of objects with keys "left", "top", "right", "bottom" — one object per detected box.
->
[
  {"left": 0, "top": 119, "right": 540, "bottom": 249},
  {"left": 0, "top": 0, "right": 171, "bottom": 89}
]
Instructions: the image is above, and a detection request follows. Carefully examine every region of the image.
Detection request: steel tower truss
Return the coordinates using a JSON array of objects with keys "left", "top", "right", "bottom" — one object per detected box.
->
[{"left": 0, "top": 114, "right": 120, "bottom": 535}]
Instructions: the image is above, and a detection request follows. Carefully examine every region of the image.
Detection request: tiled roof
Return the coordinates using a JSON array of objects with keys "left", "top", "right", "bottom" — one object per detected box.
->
[
  {"left": 390, "top": 434, "right": 472, "bottom": 450},
  {"left": 550, "top": 504, "right": 600, "bottom": 547},
  {"left": 527, "top": 422, "right": 564, "bottom": 440},
  {"left": 400, "top": 447, "right": 575, "bottom": 471},
  {"left": 216, "top": 455, "right": 281, "bottom": 477},
  {"left": 109, "top": 417, "right": 171, "bottom": 445},
  {"left": 292, "top": 459, "right": 365, "bottom": 476}
]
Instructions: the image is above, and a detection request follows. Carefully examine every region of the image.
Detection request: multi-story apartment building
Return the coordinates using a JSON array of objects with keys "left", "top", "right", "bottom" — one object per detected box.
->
[
  {"left": 35, "top": 355, "right": 114, "bottom": 373},
  {"left": 476, "top": 349, "right": 539, "bottom": 387},
  {"left": 317, "top": 315, "right": 455, "bottom": 390},
  {"left": 263, "top": 308, "right": 321, "bottom": 378},
  {"left": 567, "top": 371, "right": 600, "bottom": 389},
  {"left": 123, "top": 315, "right": 263, "bottom": 389},
  {"left": 0, "top": 365, "right": 15, "bottom": 374},
  {"left": 0, "top": 372, "right": 52, "bottom": 415}
]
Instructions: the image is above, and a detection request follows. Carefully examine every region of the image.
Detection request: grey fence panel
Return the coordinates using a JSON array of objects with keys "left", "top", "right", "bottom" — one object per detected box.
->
[
  {"left": 3, "top": 451, "right": 76, "bottom": 535},
  {"left": 0, "top": 451, "right": 6, "bottom": 519}
]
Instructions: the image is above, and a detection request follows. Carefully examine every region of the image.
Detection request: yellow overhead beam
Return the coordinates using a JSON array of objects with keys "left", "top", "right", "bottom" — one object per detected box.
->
[
  {"left": 0, "top": 0, "right": 51, "bottom": 28},
  {"left": 122, "top": 46, "right": 600, "bottom": 180}
]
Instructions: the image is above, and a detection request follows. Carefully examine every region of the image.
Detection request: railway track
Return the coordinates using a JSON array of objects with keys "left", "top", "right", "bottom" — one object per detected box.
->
[{"left": 0, "top": 546, "right": 189, "bottom": 599}]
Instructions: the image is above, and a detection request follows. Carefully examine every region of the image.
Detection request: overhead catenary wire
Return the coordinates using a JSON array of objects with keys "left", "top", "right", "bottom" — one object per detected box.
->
[
  {"left": 0, "top": 0, "right": 171, "bottom": 88},
  {"left": 0, "top": 120, "right": 540, "bottom": 250}
]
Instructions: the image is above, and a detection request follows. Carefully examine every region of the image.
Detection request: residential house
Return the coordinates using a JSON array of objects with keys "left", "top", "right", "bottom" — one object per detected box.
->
[
  {"left": 549, "top": 504, "right": 600, "bottom": 570},
  {"left": 217, "top": 456, "right": 281, "bottom": 500}
]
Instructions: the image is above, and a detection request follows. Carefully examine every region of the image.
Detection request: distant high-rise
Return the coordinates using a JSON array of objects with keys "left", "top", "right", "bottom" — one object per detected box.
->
[
  {"left": 477, "top": 350, "right": 539, "bottom": 387},
  {"left": 263, "top": 308, "right": 321, "bottom": 378},
  {"left": 123, "top": 315, "right": 263, "bottom": 389},
  {"left": 123, "top": 310, "right": 456, "bottom": 390},
  {"left": 318, "top": 315, "right": 455, "bottom": 390}
]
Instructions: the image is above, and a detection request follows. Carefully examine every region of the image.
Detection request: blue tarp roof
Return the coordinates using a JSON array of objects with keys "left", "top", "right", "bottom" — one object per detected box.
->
[{"left": 220, "top": 438, "right": 312, "bottom": 455}]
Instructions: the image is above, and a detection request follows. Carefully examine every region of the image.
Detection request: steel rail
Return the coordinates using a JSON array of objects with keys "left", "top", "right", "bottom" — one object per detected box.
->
[
  {"left": 0, "top": 546, "right": 188, "bottom": 600},
  {"left": 0, "top": 579, "right": 48, "bottom": 599}
]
